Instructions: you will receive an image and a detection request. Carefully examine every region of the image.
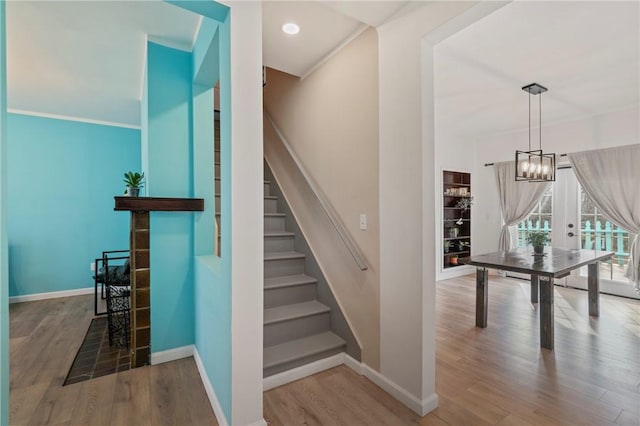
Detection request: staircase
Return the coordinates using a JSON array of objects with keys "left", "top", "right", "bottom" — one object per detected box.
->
[{"left": 263, "top": 178, "right": 346, "bottom": 377}]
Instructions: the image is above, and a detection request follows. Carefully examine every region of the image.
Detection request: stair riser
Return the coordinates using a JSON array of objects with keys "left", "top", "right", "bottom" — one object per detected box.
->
[
  {"left": 264, "top": 198, "right": 278, "bottom": 213},
  {"left": 264, "top": 283, "right": 316, "bottom": 308},
  {"left": 264, "top": 345, "right": 345, "bottom": 377},
  {"left": 264, "top": 216, "right": 285, "bottom": 232},
  {"left": 264, "top": 313, "right": 330, "bottom": 346},
  {"left": 264, "top": 257, "right": 305, "bottom": 278},
  {"left": 215, "top": 180, "right": 220, "bottom": 194},
  {"left": 264, "top": 235, "right": 295, "bottom": 252},
  {"left": 215, "top": 196, "right": 220, "bottom": 211},
  {"left": 264, "top": 183, "right": 270, "bottom": 196},
  {"left": 215, "top": 163, "right": 220, "bottom": 178}
]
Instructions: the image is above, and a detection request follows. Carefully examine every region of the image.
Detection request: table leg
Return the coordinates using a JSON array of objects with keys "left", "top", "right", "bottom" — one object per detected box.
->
[
  {"left": 476, "top": 268, "right": 488, "bottom": 328},
  {"left": 539, "top": 276, "right": 554, "bottom": 350},
  {"left": 588, "top": 262, "right": 600, "bottom": 317},
  {"left": 530, "top": 275, "right": 539, "bottom": 304}
]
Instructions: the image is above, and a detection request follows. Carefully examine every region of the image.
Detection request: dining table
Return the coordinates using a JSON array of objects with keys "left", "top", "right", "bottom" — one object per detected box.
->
[{"left": 462, "top": 247, "right": 614, "bottom": 349}]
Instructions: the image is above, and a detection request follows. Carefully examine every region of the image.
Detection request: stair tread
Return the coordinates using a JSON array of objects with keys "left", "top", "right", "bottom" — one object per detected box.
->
[
  {"left": 264, "top": 180, "right": 270, "bottom": 184},
  {"left": 264, "top": 231, "right": 294, "bottom": 237},
  {"left": 265, "top": 274, "right": 317, "bottom": 289},
  {"left": 264, "top": 195, "right": 278, "bottom": 200},
  {"left": 264, "top": 251, "right": 305, "bottom": 261},
  {"left": 264, "top": 300, "right": 330, "bottom": 324},
  {"left": 264, "top": 331, "right": 345, "bottom": 369},
  {"left": 264, "top": 213, "right": 286, "bottom": 217}
]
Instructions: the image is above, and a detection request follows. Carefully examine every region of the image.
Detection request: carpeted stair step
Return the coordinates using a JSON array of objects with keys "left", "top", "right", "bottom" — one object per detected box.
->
[
  {"left": 264, "top": 250, "right": 305, "bottom": 277},
  {"left": 264, "top": 300, "right": 330, "bottom": 346},
  {"left": 264, "top": 231, "right": 295, "bottom": 252},
  {"left": 264, "top": 213, "right": 286, "bottom": 232},
  {"left": 263, "top": 331, "right": 346, "bottom": 377},
  {"left": 264, "top": 195, "right": 278, "bottom": 213},
  {"left": 264, "top": 274, "right": 317, "bottom": 308}
]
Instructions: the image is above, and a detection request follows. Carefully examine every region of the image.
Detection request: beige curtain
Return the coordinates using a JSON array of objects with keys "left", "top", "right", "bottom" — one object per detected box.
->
[
  {"left": 494, "top": 161, "right": 550, "bottom": 251},
  {"left": 568, "top": 144, "right": 640, "bottom": 291}
]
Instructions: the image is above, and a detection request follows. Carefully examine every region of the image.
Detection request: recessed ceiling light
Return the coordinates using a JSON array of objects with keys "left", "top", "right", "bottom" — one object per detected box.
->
[{"left": 282, "top": 23, "right": 300, "bottom": 35}]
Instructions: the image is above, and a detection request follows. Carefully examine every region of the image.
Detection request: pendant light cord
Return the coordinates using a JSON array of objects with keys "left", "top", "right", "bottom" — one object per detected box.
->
[
  {"left": 528, "top": 92, "right": 532, "bottom": 151},
  {"left": 539, "top": 92, "right": 542, "bottom": 150}
]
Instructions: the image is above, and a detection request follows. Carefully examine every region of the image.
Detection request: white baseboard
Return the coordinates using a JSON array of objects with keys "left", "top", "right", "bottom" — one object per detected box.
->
[
  {"left": 343, "top": 353, "right": 364, "bottom": 374},
  {"left": 151, "top": 345, "right": 194, "bottom": 365},
  {"left": 263, "top": 352, "right": 344, "bottom": 391},
  {"left": 420, "top": 393, "right": 439, "bottom": 416},
  {"left": 246, "top": 420, "right": 268, "bottom": 426},
  {"left": 9, "top": 286, "right": 94, "bottom": 304},
  {"left": 194, "top": 348, "right": 229, "bottom": 426},
  {"left": 344, "top": 354, "right": 439, "bottom": 416}
]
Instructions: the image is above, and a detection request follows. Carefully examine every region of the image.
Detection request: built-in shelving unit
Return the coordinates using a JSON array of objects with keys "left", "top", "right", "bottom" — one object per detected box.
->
[{"left": 442, "top": 170, "right": 471, "bottom": 270}]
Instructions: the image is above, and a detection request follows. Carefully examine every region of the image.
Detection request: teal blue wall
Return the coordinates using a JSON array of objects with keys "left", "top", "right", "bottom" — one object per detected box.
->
[
  {"left": 194, "top": 256, "right": 230, "bottom": 416},
  {"left": 6, "top": 115, "right": 140, "bottom": 297},
  {"left": 190, "top": 12, "right": 232, "bottom": 422},
  {"left": 145, "top": 42, "right": 195, "bottom": 352},
  {"left": 0, "top": 2, "right": 8, "bottom": 423}
]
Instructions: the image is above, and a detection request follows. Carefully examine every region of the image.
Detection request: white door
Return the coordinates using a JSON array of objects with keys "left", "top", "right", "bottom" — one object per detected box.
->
[{"left": 552, "top": 167, "right": 580, "bottom": 251}]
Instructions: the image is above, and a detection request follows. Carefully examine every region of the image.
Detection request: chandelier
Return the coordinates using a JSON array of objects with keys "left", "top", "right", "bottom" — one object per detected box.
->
[{"left": 515, "top": 83, "right": 556, "bottom": 182}]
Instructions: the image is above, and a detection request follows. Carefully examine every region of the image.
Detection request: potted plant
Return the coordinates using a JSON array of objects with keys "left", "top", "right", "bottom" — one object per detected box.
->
[
  {"left": 123, "top": 171, "right": 144, "bottom": 197},
  {"left": 449, "top": 254, "right": 459, "bottom": 266},
  {"left": 455, "top": 196, "right": 474, "bottom": 212},
  {"left": 444, "top": 240, "right": 452, "bottom": 253},
  {"left": 455, "top": 196, "right": 473, "bottom": 225},
  {"left": 528, "top": 231, "right": 549, "bottom": 255}
]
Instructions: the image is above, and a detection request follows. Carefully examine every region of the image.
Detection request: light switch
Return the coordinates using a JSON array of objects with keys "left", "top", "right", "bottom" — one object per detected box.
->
[{"left": 360, "top": 214, "right": 367, "bottom": 230}]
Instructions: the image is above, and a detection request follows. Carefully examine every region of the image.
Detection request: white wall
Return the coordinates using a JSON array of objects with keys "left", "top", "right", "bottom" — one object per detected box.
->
[
  {"left": 433, "top": 130, "right": 476, "bottom": 280},
  {"left": 227, "top": 2, "right": 264, "bottom": 425},
  {"left": 473, "top": 106, "right": 640, "bottom": 256},
  {"left": 377, "top": 0, "right": 483, "bottom": 414}
]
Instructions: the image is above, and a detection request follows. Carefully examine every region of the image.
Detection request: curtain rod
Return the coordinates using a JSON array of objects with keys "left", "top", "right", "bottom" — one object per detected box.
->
[{"left": 484, "top": 153, "right": 567, "bottom": 167}]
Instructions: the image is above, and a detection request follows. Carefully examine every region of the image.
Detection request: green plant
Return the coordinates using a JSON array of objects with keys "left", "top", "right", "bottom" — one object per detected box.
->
[
  {"left": 455, "top": 196, "right": 474, "bottom": 212},
  {"left": 123, "top": 171, "right": 145, "bottom": 191},
  {"left": 527, "top": 231, "right": 549, "bottom": 247},
  {"left": 444, "top": 240, "right": 452, "bottom": 252}
]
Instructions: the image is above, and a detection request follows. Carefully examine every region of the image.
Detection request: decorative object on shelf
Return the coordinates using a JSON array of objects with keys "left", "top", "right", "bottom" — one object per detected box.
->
[
  {"left": 515, "top": 83, "right": 556, "bottom": 182},
  {"left": 444, "top": 187, "right": 469, "bottom": 196},
  {"left": 527, "top": 231, "right": 549, "bottom": 255},
  {"left": 444, "top": 240, "right": 452, "bottom": 253},
  {"left": 459, "top": 241, "right": 471, "bottom": 251},
  {"left": 448, "top": 227, "right": 459, "bottom": 238},
  {"left": 455, "top": 196, "right": 473, "bottom": 225},
  {"left": 123, "top": 171, "right": 145, "bottom": 197},
  {"left": 449, "top": 255, "right": 459, "bottom": 266}
]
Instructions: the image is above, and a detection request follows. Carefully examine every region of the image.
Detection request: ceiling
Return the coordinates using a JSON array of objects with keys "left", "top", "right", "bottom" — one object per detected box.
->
[
  {"left": 7, "top": 1, "right": 407, "bottom": 126},
  {"left": 262, "top": 1, "right": 409, "bottom": 77},
  {"left": 434, "top": 0, "right": 640, "bottom": 140},
  {"left": 6, "top": 1, "right": 639, "bottom": 134},
  {"left": 7, "top": 1, "right": 200, "bottom": 127}
]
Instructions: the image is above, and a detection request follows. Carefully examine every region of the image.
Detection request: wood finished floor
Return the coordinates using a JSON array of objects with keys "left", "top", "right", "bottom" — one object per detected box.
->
[
  {"left": 9, "top": 276, "right": 640, "bottom": 425},
  {"left": 264, "top": 275, "right": 640, "bottom": 426},
  {"left": 9, "top": 295, "right": 217, "bottom": 426}
]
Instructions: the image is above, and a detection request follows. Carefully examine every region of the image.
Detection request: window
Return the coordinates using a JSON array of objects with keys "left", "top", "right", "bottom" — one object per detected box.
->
[
  {"left": 516, "top": 185, "right": 553, "bottom": 247},
  {"left": 580, "top": 188, "right": 630, "bottom": 281}
]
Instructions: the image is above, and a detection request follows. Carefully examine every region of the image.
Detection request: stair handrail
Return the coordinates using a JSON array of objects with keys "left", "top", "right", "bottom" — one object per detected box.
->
[{"left": 264, "top": 112, "right": 368, "bottom": 271}]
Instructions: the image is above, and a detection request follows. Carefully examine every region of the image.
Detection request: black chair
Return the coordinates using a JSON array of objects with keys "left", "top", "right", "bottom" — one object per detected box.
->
[
  {"left": 93, "top": 250, "right": 131, "bottom": 348},
  {"left": 94, "top": 250, "right": 130, "bottom": 316}
]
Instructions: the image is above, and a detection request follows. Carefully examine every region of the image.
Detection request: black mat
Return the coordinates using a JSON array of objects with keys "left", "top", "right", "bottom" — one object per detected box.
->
[{"left": 64, "top": 317, "right": 131, "bottom": 386}]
